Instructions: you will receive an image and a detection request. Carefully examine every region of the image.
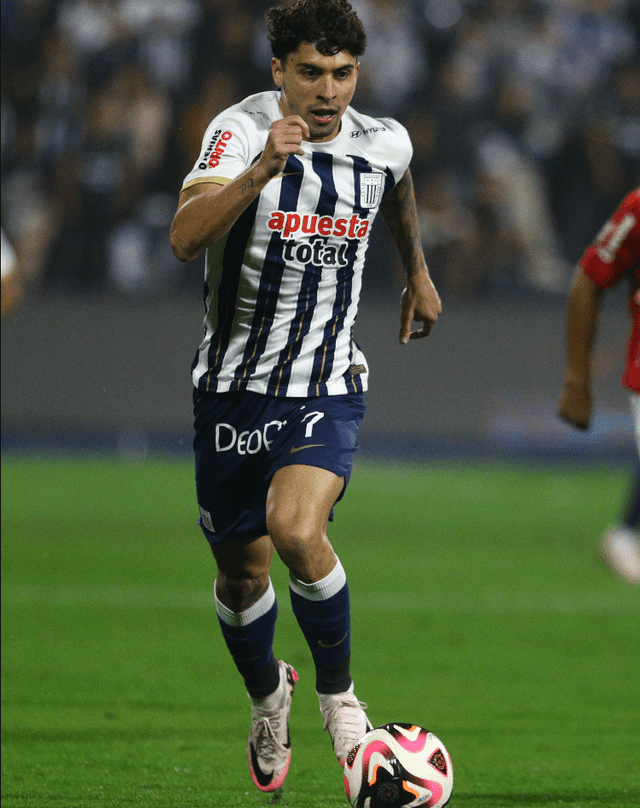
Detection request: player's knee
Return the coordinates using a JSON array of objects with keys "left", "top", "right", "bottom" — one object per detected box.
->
[
  {"left": 215, "top": 570, "right": 270, "bottom": 613},
  {"left": 267, "top": 508, "right": 318, "bottom": 553},
  {"left": 267, "top": 510, "right": 330, "bottom": 580}
]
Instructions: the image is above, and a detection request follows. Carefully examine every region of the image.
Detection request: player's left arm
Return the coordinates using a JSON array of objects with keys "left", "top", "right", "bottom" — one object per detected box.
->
[
  {"left": 558, "top": 265, "right": 604, "bottom": 430},
  {"left": 380, "top": 168, "right": 442, "bottom": 344}
]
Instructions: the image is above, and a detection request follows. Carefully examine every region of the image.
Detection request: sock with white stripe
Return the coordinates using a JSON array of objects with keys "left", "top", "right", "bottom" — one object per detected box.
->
[
  {"left": 289, "top": 558, "right": 352, "bottom": 695},
  {"left": 215, "top": 578, "right": 280, "bottom": 699}
]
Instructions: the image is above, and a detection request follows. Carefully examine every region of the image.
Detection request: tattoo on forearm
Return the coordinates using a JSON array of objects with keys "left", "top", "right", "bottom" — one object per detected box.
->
[
  {"left": 241, "top": 178, "right": 255, "bottom": 195},
  {"left": 381, "top": 171, "right": 423, "bottom": 277}
]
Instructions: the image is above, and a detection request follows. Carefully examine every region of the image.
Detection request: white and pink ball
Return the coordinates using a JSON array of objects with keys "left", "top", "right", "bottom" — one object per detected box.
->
[{"left": 343, "top": 723, "right": 454, "bottom": 807}]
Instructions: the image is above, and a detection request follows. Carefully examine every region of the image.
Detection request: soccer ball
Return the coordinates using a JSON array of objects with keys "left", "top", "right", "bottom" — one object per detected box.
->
[{"left": 343, "top": 723, "right": 454, "bottom": 808}]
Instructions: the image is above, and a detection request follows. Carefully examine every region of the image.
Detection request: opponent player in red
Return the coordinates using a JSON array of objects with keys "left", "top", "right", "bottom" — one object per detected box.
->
[{"left": 559, "top": 187, "right": 640, "bottom": 584}]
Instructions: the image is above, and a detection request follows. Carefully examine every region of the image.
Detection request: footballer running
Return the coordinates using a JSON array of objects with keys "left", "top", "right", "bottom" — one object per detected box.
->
[{"left": 171, "top": 0, "right": 441, "bottom": 794}]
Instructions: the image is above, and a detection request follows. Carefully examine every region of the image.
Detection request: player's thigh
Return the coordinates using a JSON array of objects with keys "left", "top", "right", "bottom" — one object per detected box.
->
[
  {"left": 193, "top": 389, "right": 276, "bottom": 543},
  {"left": 267, "top": 392, "right": 365, "bottom": 504},
  {"left": 266, "top": 465, "right": 343, "bottom": 581},
  {"left": 265, "top": 393, "right": 365, "bottom": 544},
  {"left": 266, "top": 464, "right": 344, "bottom": 543}
]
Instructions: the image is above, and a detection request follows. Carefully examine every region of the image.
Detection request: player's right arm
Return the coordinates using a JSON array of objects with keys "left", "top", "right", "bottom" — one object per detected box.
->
[
  {"left": 170, "top": 116, "right": 310, "bottom": 263},
  {"left": 558, "top": 265, "right": 604, "bottom": 430}
]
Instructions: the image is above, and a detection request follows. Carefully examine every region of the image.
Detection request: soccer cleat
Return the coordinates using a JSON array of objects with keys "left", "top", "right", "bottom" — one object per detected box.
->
[
  {"left": 600, "top": 526, "right": 640, "bottom": 584},
  {"left": 318, "top": 682, "right": 373, "bottom": 767},
  {"left": 246, "top": 660, "right": 298, "bottom": 792}
]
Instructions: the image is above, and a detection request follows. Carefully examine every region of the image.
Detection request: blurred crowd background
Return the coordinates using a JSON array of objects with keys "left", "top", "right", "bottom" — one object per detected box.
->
[{"left": 1, "top": 0, "right": 639, "bottom": 303}]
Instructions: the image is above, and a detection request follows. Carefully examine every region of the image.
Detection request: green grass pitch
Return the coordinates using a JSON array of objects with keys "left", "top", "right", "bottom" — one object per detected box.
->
[{"left": 2, "top": 455, "right": 639, "bottom": 807}]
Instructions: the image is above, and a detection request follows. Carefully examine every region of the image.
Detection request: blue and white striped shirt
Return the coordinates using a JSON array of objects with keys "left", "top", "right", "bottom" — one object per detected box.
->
[{"left": 182, "top": 91, "right": 413, "bottom": 397}]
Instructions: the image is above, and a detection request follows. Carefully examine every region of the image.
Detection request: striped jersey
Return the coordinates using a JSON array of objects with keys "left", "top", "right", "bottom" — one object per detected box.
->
[{"left": 182, "top": 90, "right": 413, "bottom": 397}]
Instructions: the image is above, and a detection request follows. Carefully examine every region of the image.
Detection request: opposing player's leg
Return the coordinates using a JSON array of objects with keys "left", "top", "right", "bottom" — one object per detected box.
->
[
  {"left": 621, "top": 467, "right": 640, "bottom": 531},
  {"left": 600, "top": 467, "right": 640, "bottom": 585},
  {"left": 600, "top": 397, "right": 640, "bottom": 584},
  {"left": 212, "top": 535, "right": 298, "bottom": 792},
  {"left": 267, "top": 464, "right": 371, "bottom": 765}
]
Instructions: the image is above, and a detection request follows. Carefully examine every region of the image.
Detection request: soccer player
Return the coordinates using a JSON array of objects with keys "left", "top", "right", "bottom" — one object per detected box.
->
[
  {"left": 170, "top": 0, "right": 441, "bottom": 793},
  {"left": 559, "top": 187, "right": 640, "bottom": 585}
]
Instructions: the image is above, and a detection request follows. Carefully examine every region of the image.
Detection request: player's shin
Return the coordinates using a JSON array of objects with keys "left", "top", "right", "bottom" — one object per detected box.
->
[
  {"left": 215, "top": 578, "right": 280, "bottom": 698},
  {"left": 289, "top": 558, "right": 352, "bottom": 694}
]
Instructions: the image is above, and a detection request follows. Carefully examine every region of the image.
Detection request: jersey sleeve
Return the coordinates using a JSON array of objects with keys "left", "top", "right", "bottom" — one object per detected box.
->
[
  {"left": 378, "top": 117, "right": 413, "bottom": 186},
  {"left": 580, "top": 190, "right": 640, "bottom": 288},
  {"left": 181, "top": 113, "right": 251, "bottom": 190}
]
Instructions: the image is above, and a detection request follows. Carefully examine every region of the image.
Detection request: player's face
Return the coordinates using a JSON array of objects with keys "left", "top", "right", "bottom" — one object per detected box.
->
[{"left": 272, "top": 43, "right": 359, "bottom": 142}]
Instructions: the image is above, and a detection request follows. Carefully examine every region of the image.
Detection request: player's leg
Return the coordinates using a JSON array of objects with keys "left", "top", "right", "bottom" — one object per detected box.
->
[
  {"left": 193, "top": 389, "right": 301, "bottom": 791},
  {"left": 633, "top": 392, "right": 640, "bottom": 456},
  {"left": 621, "top": 465, "right": 640, "bottom": 530},
  {"left": 212, "top": 534, "right": 298, "bottom": 792},
  {"left": 267, "top": 463, "right": 371, "bottom": 765},
  {"left": 212, "top": 534, "right": 280, "bottom": 698},
  {"left": 267, "top": 464, "right": 350, "bottom": 691},
  {"left": 600, "top": 472, "right": 640, "bottom": 585},
  {"left": 600, "top": 394, "right": 640, "bottom": 584},
  {"left": 194, "top": 388, "right": 284, "bottom": 697}
]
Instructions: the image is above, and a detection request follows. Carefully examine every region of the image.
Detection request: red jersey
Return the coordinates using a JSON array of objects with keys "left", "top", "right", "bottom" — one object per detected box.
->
[{"left": 580, "top": 188, "right": 640, "bottom": 394}]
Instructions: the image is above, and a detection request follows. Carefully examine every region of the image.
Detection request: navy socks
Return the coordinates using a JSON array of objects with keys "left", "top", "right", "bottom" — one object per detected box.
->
[
  {"left": 215, "top": 558, "right": 353, "bottom": 698},
  {"left": 215, "top": 579, "right": 280, "bottom": 699},
  {"left": 289, "top": 559, "right": 352, "bottom": 695}
]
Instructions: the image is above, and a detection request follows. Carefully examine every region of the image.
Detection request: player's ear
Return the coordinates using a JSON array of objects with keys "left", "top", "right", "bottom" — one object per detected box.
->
[{"left": 272, "top": 57, "right": 284, "bottom": 88}]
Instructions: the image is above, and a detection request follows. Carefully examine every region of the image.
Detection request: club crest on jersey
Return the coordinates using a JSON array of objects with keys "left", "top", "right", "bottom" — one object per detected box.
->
[{"left": 359, "top": 173, "right": 383, "bottom": 209}]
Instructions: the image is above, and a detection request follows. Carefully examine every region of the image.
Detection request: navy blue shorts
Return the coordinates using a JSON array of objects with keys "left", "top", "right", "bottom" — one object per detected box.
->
[{"left": 193, "top": 390, "right": 366, "bottom": 544}]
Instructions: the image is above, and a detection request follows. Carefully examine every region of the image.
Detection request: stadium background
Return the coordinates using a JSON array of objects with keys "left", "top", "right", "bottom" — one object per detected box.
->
[{"left": 2, "top": 0, "right": 638, "bottom": 459}]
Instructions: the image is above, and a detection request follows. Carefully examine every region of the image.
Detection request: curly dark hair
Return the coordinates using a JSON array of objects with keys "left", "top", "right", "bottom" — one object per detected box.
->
[{"left": 266, "top": 0, "right": 366, "bottom": 61}]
